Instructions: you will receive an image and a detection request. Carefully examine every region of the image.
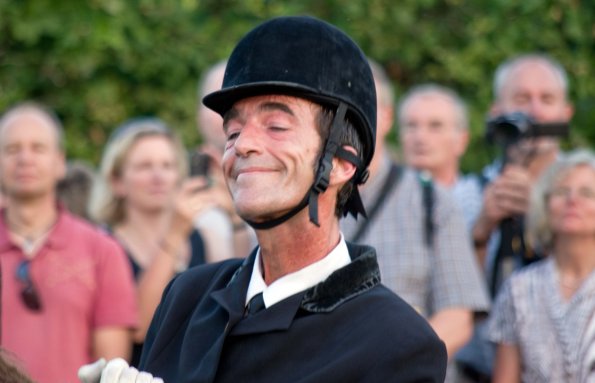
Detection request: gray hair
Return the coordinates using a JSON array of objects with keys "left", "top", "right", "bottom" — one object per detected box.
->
[
  {"left": 0, "top": 101, "right": 65, "bottom": 150},
  {"left": 88, "top": 117, "right": 188, "bottom": 226},
  {"left": 493, "top": 53, "right": 569, "bottom": 101},
  {"left": 527, "top": 149, "right": 595, "bottom": 251},
  {"left": 397, "top": 84, "right": 469, "bottom": 131}
]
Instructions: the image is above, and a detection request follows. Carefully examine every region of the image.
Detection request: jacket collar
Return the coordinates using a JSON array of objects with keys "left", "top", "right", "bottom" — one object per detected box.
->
[
  {"left": 301, "top": 242, "right": 380, "bottom": 313},
  {"left": 212, "top": 243, "right": 381, "bottom": 335}
]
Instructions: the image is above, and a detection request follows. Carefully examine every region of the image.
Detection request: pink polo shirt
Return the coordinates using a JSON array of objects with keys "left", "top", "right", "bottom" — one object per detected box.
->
[{"left": 0, "top": 208, "right": 138, "bottom": 383}]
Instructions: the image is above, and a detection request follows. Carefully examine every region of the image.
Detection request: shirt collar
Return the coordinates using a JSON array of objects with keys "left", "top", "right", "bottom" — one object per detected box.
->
[
  {"left": 0, "top": 213, "right": 11, "bottom": 252},
  {"left": 0, "top": 205, "right": 71, "bottom": 253},
  {"left": 245, "top": 233, "right": 351, "bottom": 308}
]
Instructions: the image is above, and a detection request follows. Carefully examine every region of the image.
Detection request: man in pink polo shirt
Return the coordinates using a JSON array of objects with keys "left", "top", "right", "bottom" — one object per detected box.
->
[{"left": 0, "top": 102, "right": 138, "bottom": 383}]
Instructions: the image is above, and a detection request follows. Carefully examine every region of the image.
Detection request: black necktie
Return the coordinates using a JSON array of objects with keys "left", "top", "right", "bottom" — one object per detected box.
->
[{"left": 245, "top": 292, "right": 265, "bottom": 316}]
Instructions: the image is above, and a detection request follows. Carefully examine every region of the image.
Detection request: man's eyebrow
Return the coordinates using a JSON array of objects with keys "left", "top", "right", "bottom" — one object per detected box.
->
[
  {"left": 223, "top": 108, "right": 240, "bottom": 132},
  {"left": 259, "top": 102, "right": 295, "bottom": 116},
  {"left": 223, "top": 101, "right": 295, "bottom": 132}
]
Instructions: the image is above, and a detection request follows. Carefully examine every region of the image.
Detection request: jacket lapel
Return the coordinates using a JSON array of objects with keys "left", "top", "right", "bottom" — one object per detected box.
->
[{"left": 210, "top": 254, "right": 255, "bottom": 327}]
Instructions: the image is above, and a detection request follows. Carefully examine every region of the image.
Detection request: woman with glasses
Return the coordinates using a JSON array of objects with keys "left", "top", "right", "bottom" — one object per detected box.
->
[
  {"left": 89, "top": 118, "right": 214, "bottom": 367},
  {"left": 488, "top": 149, "right": 595, "bottom": 382}
]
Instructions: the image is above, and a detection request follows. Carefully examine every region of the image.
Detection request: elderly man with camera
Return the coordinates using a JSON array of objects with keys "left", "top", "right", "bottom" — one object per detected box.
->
[
  {"left": 473, "top": 53, "right": 573, "bottom": 296},
  {"left": 456, "top": 53, "right": 574, "bottom": 382}
]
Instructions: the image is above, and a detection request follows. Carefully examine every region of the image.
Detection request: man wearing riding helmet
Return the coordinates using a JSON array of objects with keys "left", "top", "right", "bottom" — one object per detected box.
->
[{"left": 79, "top": 15, "right": 446, "bottom": 383}]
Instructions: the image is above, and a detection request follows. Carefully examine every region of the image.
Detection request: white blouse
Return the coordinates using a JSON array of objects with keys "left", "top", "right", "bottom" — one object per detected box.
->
[{"left": 488, "top": 257, "right": 595, "bottom": 382}]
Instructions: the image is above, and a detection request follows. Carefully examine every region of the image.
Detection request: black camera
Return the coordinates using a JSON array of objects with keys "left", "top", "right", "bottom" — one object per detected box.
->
[
  {"left": 189, "top": 152, "right": 211, "bottom": 177},
  {"left": 485, "top": 112, "right": 569, "bottom": 147}
]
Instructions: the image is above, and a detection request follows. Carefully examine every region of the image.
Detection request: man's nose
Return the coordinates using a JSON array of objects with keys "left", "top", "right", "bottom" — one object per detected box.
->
[
  {"left": 15, "top": 148, "right": 34, "bottom": 164},
  {"left": 233, "top": 123, "right": 262, "bottom": 157},
  {"left": 409, "top": 126, "right": 430, "bottom": 143},
  {"left": 527, "top": 99, "right": 548, "bottom": 122}
]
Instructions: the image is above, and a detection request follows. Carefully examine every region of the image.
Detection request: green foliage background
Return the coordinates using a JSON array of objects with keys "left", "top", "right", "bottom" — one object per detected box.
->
[{"left": 1, "top": 0, "right": 593, "bottom": 171}]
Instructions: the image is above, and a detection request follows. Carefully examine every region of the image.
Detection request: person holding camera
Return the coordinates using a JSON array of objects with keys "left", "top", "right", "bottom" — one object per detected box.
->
[
  {"left": 89, "top": 117, "right": 214, "bottom": 367},
  {"left": 457, "top": 53, "right": 574, "bottom": 381},
  {"left": 79, "top": 15, "right": 447, "bottom": 383},
  {"left": 474, "top": 53, "right": 574, "bottom": 297}
]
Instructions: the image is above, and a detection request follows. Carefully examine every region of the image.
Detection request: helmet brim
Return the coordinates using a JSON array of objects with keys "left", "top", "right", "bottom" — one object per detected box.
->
[
  {"left": 203, "top": 81, "right": 374, "bottom": 166},
  {"left": 203, "top": 81, "right": 340, "bottom": 116}
]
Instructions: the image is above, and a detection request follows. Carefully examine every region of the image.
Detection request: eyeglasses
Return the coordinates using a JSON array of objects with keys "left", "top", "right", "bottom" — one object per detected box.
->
[
  {"left": 548, "top": 186, "right": 595, "bottom": 201},
  {"left": 15, "top": 260, "right": 42, "bottom": 312}
]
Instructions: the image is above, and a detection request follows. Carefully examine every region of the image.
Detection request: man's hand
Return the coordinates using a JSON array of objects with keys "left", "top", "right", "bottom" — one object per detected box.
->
[
  {"left": 170, "top": 177, "right": 216, "bottom": 236},
  {"left": 78, "top": 358, "right": 164, "bottom": 383},
  {"left": 472, "top": 164, "right": 532, "bottom": 266},
  {"left": 486, "top": 165, "right": 531, "bottom": 220},
  {"left": 474, "top": 165, "right": 531, "bottom": 239}
]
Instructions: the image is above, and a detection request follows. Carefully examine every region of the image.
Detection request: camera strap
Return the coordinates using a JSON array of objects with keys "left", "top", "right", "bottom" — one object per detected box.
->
[
  {"left": 490, "top": 215, "right": 539, "bottom": 297},
  {"left": 350, "top": 162, "right": 402, "bottom": 243},
  {"left": 420, "top": 171, "right": 435, "bottom": 248},
  {"left": 349, "top": 163, "right": 436, "bottom": 249}
]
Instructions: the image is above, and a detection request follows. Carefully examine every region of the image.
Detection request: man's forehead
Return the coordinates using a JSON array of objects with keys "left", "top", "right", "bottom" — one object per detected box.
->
[
  {"left": 236, "top": 94, "right": 318, "bottom": 109},
  {"left": 504, "top": 61, "right": 565, "bottom": 94},
  {"left": 402, "top": 93, "right": 458, "bottom": 118},
  {"left": 409, "top": 92, "right": 455, "bottom": 107},
  {"left": 225, "top": 94, "right": 321, "bottom": 123},
  {"left": 0, "top": 110, "right": 60, "bottom": 144}
]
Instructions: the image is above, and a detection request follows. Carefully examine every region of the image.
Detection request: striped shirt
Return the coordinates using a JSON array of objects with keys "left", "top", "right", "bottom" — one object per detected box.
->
[
  {"left": 341, "top": 155, "right": 490, "bottom": 317},
  {"left": 342, "top": 156, "right": 490, "bottom": 382},
  {"left": 449, "top": 173, "right": 484, "bottom": 231},
  {"left": 488, "top": 257, "right": 595, "bottom": 382}
]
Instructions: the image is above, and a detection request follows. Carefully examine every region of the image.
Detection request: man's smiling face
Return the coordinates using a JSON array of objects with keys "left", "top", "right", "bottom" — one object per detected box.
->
[{"left": 222, "top": 95, "right": 322, "bottom": 223}]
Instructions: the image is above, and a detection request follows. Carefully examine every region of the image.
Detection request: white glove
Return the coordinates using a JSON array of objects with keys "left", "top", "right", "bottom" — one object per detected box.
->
[
  {"left": 78, "top": 358, "right": 164, "bottom": 383},
  {"left": 78, "top": 358, "right": 106, "bottom": 383}
]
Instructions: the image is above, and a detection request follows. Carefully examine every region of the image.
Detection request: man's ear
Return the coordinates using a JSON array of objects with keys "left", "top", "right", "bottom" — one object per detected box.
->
[
  {"left": 563, "top": 101, "right": 574, "bottom": 121},
  {"left": 56, "top": 151, "right": 67, "bottom": 181},
  {"left": 454, "top": 130, "right": 470, "bottom": 158},
  {"left": 330, "top": 146, "right": 358, "bottom": 187}
]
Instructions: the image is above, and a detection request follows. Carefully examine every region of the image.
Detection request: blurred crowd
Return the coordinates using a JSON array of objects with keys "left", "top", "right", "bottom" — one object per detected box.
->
[{"left": 0, "top": 48, "right": 593, "bottom": 383}]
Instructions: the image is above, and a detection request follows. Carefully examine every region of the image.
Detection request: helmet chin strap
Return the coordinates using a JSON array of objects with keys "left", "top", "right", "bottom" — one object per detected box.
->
[
  {"left": 244, "top": 190, "right": 311, "bottom": 230},
  {"left": 244, "top": 103, "right": 367, "bottom": 231}
]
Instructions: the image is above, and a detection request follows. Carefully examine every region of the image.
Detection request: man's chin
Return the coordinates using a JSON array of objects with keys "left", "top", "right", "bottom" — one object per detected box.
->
[
  {"left": 6, "top": 187, "right": 49, "bottom": 200},
  {"left": 235, "top": 205, "right": 298, "bottom": 225},
  {"left": 410, "top": 159, "right": 434, "bottom": 171}
]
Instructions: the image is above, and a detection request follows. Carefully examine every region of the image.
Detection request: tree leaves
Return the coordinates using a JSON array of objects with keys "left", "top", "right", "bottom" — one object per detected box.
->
[{"left": 0, "top": 0, "right": 592, "bottom": 170}]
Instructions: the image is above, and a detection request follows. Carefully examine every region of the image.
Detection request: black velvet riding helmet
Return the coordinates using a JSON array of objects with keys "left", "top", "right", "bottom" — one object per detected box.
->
[{"left": 203, "top": 16, "right": 376, "bottom": 229}]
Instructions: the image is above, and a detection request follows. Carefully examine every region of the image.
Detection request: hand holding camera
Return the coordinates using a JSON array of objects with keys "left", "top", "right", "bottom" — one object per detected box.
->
[{"left": 189, "top": 151, "right": 212, "bottom": 178}]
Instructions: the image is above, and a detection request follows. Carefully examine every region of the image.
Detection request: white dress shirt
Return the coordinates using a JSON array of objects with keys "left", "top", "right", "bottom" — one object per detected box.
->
[{"left": 245, "top": 233, "right": 351, "bottom": 309}]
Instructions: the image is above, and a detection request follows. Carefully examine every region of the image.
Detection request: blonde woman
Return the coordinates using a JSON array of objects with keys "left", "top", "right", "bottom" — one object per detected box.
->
[
  {"left": 89, "top": 118, "right": 216, "bottom": 366},
  {"left": 488, "top": 149, "right": 595, "bottom": 382}
]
